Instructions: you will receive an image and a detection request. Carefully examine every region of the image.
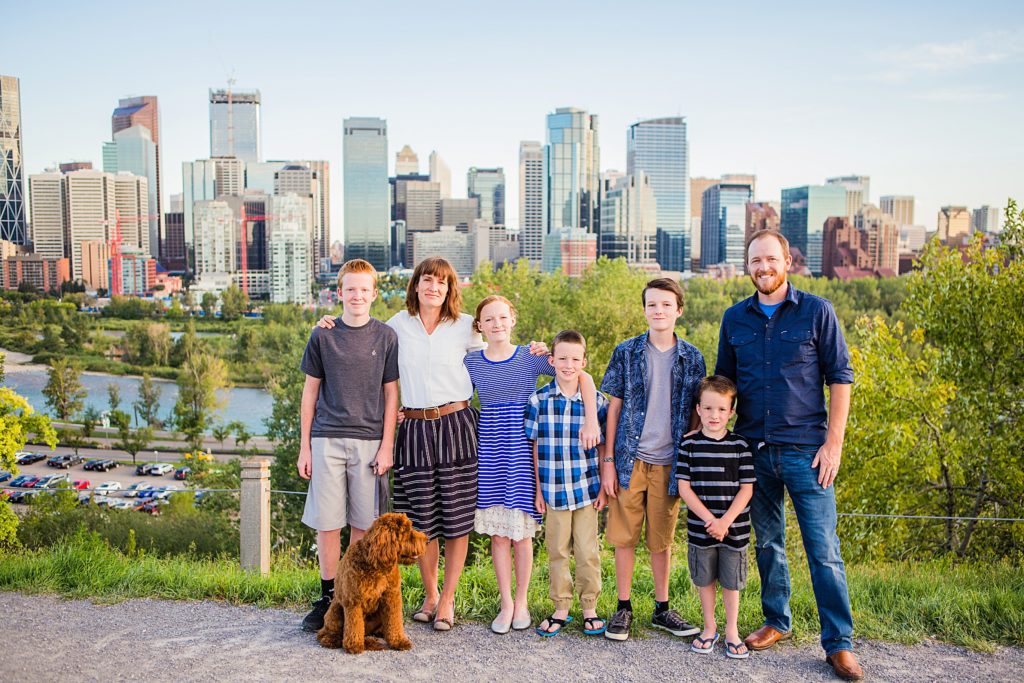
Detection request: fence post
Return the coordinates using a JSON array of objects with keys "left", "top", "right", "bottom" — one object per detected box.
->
[{"left": 240, "top": 456, "right": 271, "bottom": 575}]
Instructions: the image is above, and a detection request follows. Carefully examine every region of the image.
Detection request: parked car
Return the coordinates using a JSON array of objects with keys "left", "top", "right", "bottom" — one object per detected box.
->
[
  {"left": 124, "top": 483, "right": 155, "bottom": 498},
  {"left": 20, "top": 475, "right": 42, "bottom": 488},
  {"left": 153, "top": 485, "right": 182, "bottom": 501},
  {"left": 46, "top": 455, "right": 63, "bottom": 467},
  {"left": 149, "top": 463, "right": 173, "bottom": 476},
  {"left": 135, "top": 463, "right": 155, "bottom": 476},
  {"left": 93, "top": 495, "right": 116, "bottom": 508},
  {"left": 140, "top": 499, "right": 166, "bottom": 515},
  {"left": 72, "top": 480, "right": 91, "bottom": 490},
  {"left": 97, "top": 459, "right": 118, "bottom": 472},
  {"left": 95, "top": 481, "right": 122, "bottom": 494},
  {"left": 109, "top": 499, "right": 136, "bottom": 511},
  {"left": 35, "top": 474, "right": 70, "bottom": 489},
  {"left": 7, "top": 490, "right": 28, "bottom": 504},
  {"left": 9, "top": 474, "right": 33, "bottom": 487},
  {"left": 16, "top": 452, "right": 46, "bottom": 465},
  {"left": 77, "top": 492, "right": 92, "bottom": 506},
  {"left": 174, "top": 467, "right": 192, "bottom": 481},
  {"left": 0, "top": 471, "right": 12, "bottom": 483},
  {"left": 83, "top": 459, "right": 104, "bottom": 471},
  {"left": 55, "top": 454, "right": 83, "bottom": 469},
  {"left": 136, "top": 486, "right": 162, "bottom": 499}
]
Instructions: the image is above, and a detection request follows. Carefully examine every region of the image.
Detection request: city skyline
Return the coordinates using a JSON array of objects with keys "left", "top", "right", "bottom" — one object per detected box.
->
[{"left": 6, "top": 1, "right": 1023, "bottom": 247}]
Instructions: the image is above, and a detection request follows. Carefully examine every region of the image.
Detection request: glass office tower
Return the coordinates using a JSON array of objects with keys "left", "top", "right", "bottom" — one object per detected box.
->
[
  {"left": 701, "top": 183, "right": 753, "bottom": 269},
  {"left": 545, "top": 107, "right": 600, "bottom": 236},
  {"left": 343, "top": 117, "right": 389, "bottom": 270},
  {"left": 780, "top": 184, "right": 847, "bottom": 275},
  {"left": 467, "top": 167, "right": 505, "bottom": 226},
  {"left": 627, "top": 117, "right": 689, "bottom": 265},
  {"left": 209, "top": 89, "right": 261, "bottom": 162},
  {"left": 0, "top": 75, "right": 26, "bottom": 244}
]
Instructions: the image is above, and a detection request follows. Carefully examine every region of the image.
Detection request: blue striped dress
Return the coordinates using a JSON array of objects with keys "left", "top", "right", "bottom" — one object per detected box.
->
[{"left": 464, "top": 346, "right": 553, "bottom": 538}]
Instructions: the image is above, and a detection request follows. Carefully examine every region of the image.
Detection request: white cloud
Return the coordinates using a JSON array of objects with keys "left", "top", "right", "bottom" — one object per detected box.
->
[{"left": 870, "top": 30, "right": 1024, "bottom": 83}]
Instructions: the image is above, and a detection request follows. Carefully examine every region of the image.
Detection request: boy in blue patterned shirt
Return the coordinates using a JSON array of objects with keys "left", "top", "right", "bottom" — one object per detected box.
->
[{"left": 525, "top": 330, "right": 610, "bottom": 638}]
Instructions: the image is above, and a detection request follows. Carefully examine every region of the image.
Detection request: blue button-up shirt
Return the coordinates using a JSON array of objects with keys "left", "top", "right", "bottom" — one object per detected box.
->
[
  {"left": 715, "top": 284, "right": 853, "bottom": 447},
  {"left": 600, "top": 332, "right": 706, "bottom": 496}
]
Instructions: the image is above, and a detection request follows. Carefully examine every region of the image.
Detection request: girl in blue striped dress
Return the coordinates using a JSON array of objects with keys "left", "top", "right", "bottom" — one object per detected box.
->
[{"left": 464, "top": 295, "right": 600, "bottom": 634}]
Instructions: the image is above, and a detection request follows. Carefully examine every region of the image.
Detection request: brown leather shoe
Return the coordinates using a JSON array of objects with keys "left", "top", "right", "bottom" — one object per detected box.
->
[
  {"left": 826, "top": 650, "right": 864, "bottom": 681},
  {"left": 743, "top": 625, "right": 792, "bottom": 650}
]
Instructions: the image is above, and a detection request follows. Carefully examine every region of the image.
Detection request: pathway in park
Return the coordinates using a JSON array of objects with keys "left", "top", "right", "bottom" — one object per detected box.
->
[{"left": 2, "top": 593, "right": 1020, "bottom": 682}]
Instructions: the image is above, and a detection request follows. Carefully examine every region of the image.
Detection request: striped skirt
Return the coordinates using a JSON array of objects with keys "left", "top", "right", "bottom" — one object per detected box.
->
[{"left": 393, "top": 406, "right": 479, "bottom": 541}]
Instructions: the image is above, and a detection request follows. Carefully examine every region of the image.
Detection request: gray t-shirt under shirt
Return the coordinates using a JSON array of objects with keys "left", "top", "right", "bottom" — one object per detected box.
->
[
  {"left": 300, "top": 318, "right": 400, "bottom": 440},
  {"left": 637, "top": 340, "right": 676, "bottom": 466}
]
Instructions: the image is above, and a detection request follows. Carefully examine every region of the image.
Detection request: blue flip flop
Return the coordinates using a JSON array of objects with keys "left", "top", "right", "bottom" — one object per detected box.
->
[
  {"left": 583, "top": 616, "right": 607, "bottom": 635},
  {"left": 536, "top": 614, "right": 573, "bottom": 637},
  {"left": 690, "top": 632, "right": 720, "bottom": 653}
]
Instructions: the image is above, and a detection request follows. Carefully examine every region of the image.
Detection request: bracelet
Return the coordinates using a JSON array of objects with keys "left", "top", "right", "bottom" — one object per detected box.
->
[{"left": 601, "top": 457, "right": 614, "bottom": 463}]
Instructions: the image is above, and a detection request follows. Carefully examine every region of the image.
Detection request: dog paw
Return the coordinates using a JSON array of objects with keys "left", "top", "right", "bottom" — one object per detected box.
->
[
  {"left": 389, "top": 637, "right": 413, "bottom": 651},
  {"left": 317, "top": 630, "right": 345, "bottom": 649},
  {"left": 363, "top": 637, "right": 385, "bottom": 651}
]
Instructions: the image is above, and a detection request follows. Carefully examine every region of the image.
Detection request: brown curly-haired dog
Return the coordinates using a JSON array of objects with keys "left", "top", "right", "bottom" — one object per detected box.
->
[{"left": 317, "top": 512, "right": 427, "bottom": 654}]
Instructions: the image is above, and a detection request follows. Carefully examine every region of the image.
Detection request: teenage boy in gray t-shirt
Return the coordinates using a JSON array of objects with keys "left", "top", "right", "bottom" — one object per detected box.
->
[{"left": 298, "top": 258, "right": 399, "bottom": 632}]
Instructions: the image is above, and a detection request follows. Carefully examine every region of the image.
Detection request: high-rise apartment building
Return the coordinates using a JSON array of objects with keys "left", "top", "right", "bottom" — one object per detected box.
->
[
  {"left": 599, "top": 171, "right": 658, "bottom": 266},
  {"left": 467, "top": 167, "right": 505, "bottom": 226},
  {"left": 64, "top": 170, "right": 116, "bottom": 284},
  {"left": 745, "top": 201, "right": 780, "bottom": 245},
  {"left": 519, "top": 141, "right": 546, "bottom": 265},
  {"left": 822, "top": 206, "right": 898, "bottom": 279},
  {"left": 193, "top": 199, "right": 237, "bottom": 276},
  {"left": 438, "top": 198, "right": 479, "bottom": 231},
  {"left": 343, "top": 117, "right": 389, "bottom": 270},
  {"left": 627, "top": 117, "right": 689, "bottom": 271},
  {"left": 395, "top": 145, "right": 419, "bottom": 176},
  {"left": 209, "top": 88, "right": 261, "bottom": 162},
  {"left": 780, "top": 184, "right": 847, "bottom": 275},
  {"left": 855, "top": 204, "right": 899, "bottom": 274},
  {"left": 880, "top": 195, "right": 914, "bottom": 227},
  {"left": 27, "top": 172, "right": 65, "bottom": 260},
  {"left": 0, "top": 75, "right": 26, "bottom": 244},
  {"left": 163, "top": 208, "right": 186, "bottom": 272},
  {"left": 826, "top": 175, "right": 870, "bottom": 217},
  {"left": 392, "top": 177, "right": 440, "bottom": 265},
  {"left": 182, "top": 157, "right": 245, "bottom": 244},
  {"left": 104, "top": 125, "right": 159, "bottom": 258},
  {"left": 275, "top": 164, "right": 322, "bottom": 267},
  {"left": 701, "top": 183, "right": 753, "bottom": 269},
  {"left": 111, "top": 96, "right": 162, "bottom": 257},
  {"left": 544, "top": 107, "right": 599, "bottom": 274},
  {"left": 411, "top": 225, "right": 488, "bottom": 278},
  {"left": 112, "top": 173, "right": 150, "bottom": 256},
  {"left": 937, "top": 205, "right": 970, "bottom": 244},
  {"left": 972, "top": 205, "right": 1003, "bottom": 233},
  {"left": 268, "top": 193, "right": 313, "bottom": 304},
  {"left": 429, "top": 151, "right": 451, "bottom": 199}
]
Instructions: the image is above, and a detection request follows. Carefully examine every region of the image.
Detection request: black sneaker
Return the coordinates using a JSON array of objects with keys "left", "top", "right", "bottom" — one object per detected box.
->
[
  {"left": 651, "top": 609, "right": 701, "bottom": 637},
  {"left": 604, "top": 608, "right": 632, "bottom": 641},
  {"left": 301, "top": 595, "right": 332, "bottom": 632}
]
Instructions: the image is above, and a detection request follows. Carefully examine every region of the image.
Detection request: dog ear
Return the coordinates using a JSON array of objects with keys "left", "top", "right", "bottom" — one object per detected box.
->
[{"left": 366, "top": 514, "right": 399, "bottom": 567}]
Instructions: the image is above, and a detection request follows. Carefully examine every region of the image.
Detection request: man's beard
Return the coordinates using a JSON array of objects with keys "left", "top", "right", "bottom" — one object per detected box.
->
[{"left": 751, "top": 269, "right": 786, "bottom": 295}]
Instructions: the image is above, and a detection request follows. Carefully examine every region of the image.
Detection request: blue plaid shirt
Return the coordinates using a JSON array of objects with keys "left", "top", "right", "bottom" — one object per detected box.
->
[
  {"left": 524, "top": 380, "right": 609, "bottom": 511},
  {"left": 600, "top": 332, "right": 706, "bottom": 496}
]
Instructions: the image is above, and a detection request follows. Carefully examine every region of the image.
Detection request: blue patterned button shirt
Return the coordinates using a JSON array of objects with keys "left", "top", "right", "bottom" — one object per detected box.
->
[
  {"left": 600, "top": 333, "right": 706, "bottom": 496},
  {"left": 524, "top": 379, "right": 610, "bottom": 511}
]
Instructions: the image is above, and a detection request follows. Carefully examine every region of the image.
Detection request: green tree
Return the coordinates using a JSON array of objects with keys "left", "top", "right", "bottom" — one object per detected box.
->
[
  {"left": 79, "top": 405, "right": 102, "bottom": 440},
  {"left": 111, "top": 409, "right": 154, "bottom": 465},
  {"left": 107, "top": 382, "right": 122, "bottom": 413},
  {"left": 229, "top": 420, "right": 252, "bottom": 454},
  {"left": 173, "top": 351, "right": 228, "bottom": 454},
  {"left": 211, "top": 422, "right": 232, "bottom": 451},
  {"left": 60, "top": 312, "right": 91, "bottom": 352},
  {"left": 42, "top": 358, "right": 85, "bottom": 422},
  {"left": 220, "top": 285, "right": 248, "bottom": 321},
  {"left": 122, "top": 322, "right": 172, "bottom": 366},
  {"left": 0, "top": 352, "right": 59, "bottom": 548},
  {"left": 200, "top": 292, "right": 218, "bottom": 319},
  {"left": 133, "top": 373, "right": 163, "bottom": 429}
]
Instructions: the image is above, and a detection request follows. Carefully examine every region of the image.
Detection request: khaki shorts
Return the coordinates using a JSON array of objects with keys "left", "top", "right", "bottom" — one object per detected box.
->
[
  {"left": 605, "top": 460, "right": 681, "bottom": 553},
  {"left": 301, "top": 437, "right": 380, "bottom": 532},
  {"left": 688, "top": 543, "right": 748, "bottom": 591}
]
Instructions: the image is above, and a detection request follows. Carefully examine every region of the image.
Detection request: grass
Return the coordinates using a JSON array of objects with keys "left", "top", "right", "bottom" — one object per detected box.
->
[{"left": 1, "top": 532, "right": 1021, "bottom": 651}]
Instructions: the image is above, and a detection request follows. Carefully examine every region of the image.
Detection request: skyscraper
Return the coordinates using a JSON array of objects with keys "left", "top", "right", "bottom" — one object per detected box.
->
[
  {"left": 467, "top": 167, "right": 505, "bottom": 225},
  {"left": 826, "top": 175, "right": 870, "bottom": 218},
  {"left": 343, "top": 117, "right": 389, "bottom": 270},
  {"left": 599, "top": 171, "right": 658, "bottom": 266},
  {"left": 937, "top": 206, "right": 970, "bottom": 244},
  {"left": 268, "top": 193, "right": 313, "bottom": 304},
  {"left": 181, "top": 157, "right": 244, "bottom": 247},
  {"left": 701, "top": 183, "right": 753, "bottom": 269},
  {"left": 103, "top": 125, "right": 159, "bottom": 258},
  {"left": 209, "top": 88, "right": 261, "bottom": 162},
  {"left": 689, "top": 176, "right": 719, "bottom": 267},
  {"left": 544, "top": 107, "right": 599, "bottom": 273},
  {"left": 275, "top": 164, "right": 322, "bottom": 268},
  {"left": 972, "top": 205, "right": 1003, "bottom": 233},
  {"left": 518, "top": 141, "right": 546, "bottom": 265},
  {"left": 63, "top": 170, "right": 116, "bottom": 284},
  {"left": 780, "top": 184, "right": 847, "bottom": 275},
  {"left": 395, "top": 145, "right": 419, "bottom": 175},
  {"left": 627, "top": 117, "right": 689, "bottom": 271},
  {"left": 438, "top": 198, "right": 479, "bottom": 231},
  {"left": 429, "top": 151, "right": 451, "bottom": 199},
  {"left": 0, "top": 75, "right": 26, "bottom": 244},
  {"left": 855, "top": 204, "right": 899, "bottom": 274},
  {"left": 111, "top": 96, "right": 162, "bottom": 256},
  {"left": 880, "top": 195, "right": 914, "bottom": 227},
  {"left": 28, "top": 172, "right": 64, "bottom": 260},
  {"left": 112, "top": 172, "right": 150, "bottom": 256}
]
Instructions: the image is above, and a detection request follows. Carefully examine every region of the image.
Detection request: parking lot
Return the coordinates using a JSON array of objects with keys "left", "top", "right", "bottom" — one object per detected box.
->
[{"left": 1, "top": 451, "right": 204, "bottom": 514}]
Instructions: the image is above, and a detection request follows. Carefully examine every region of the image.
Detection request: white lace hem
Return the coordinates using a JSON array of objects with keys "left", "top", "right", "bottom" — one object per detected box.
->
[{"left": 474, "top": 506, "right": 538, "bottom": 541}]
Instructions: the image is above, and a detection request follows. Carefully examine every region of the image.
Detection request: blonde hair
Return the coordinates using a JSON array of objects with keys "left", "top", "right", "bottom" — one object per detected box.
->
[
  {"left": 406, "top": 257, "right": 462, "bottom": 322},
  {"left": 472, "top": 295, "right": 517, "bottom": 333}
]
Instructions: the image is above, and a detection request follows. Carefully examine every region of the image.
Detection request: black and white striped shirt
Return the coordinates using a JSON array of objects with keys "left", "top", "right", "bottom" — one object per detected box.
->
[{"left": 677, "top": 431, "right": 756, "bottom": 549}]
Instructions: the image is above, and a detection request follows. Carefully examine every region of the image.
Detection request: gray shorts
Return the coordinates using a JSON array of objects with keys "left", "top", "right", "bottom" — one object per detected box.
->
[
  {"left": 301, "top": 437, "right": 380, "bottom": 532},
  {"left": 687, "top": 543, "right": 749, "bottom": 591}
]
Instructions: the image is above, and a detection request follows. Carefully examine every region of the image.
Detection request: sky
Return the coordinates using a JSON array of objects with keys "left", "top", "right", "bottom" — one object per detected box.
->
[{"left": 7, "top": 0, "right": 1024, "bottom": 243}]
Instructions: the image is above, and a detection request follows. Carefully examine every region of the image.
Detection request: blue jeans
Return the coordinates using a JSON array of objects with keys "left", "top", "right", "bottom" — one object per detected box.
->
[{"left": 750, "top": 443, "right": 854, "bottom": 654}]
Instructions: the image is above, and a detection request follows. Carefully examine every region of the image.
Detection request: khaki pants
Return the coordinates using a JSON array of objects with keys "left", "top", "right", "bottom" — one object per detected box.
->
[{"left": 545, "top": 506, "right": 601, "bottom": 611}]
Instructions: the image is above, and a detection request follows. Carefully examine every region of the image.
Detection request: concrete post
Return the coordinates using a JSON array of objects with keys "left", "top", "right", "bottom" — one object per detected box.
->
[{"left": 240, "top": 456, "right": 271, "bottom": 575}]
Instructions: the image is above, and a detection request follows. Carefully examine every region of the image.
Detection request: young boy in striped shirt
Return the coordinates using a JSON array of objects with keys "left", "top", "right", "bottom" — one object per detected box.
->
[{"left": 677, "top": 375, "right": 756, "bottom": 659}]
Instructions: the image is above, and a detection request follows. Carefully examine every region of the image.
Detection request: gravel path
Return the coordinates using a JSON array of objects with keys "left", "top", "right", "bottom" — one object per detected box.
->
[{"left": 2, "top": 592, "right": 1021, "bottom": 682}]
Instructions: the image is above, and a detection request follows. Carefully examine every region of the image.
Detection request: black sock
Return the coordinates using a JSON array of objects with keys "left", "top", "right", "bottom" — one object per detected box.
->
[
  {"left": 617, "top": 599, "right": 633, "bottom": 612},
  {"left": 654, "top": 600, "right": 669, "bottom": 615},
  {"left": 321, "top": 578, "right": 335, "bottom": 599}
]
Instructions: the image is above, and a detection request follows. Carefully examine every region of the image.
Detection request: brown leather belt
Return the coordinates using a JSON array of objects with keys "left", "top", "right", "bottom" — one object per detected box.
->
[{"left": 402, "top": 401, "right": 470, "bottom": 421}]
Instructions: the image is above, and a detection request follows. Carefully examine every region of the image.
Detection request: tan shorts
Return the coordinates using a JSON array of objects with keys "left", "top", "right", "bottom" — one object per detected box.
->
[
  {"left": 605, "top": 460, "right": 681, "bottom": 553},
  {"left": 301, "top": 437, "right": 380, "bottom": 532}
]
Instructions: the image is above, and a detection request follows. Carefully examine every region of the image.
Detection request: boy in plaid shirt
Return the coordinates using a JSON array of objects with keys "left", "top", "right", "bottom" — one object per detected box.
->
[{"left": 524, "top": 330, "right": 610, "bottom": 637}]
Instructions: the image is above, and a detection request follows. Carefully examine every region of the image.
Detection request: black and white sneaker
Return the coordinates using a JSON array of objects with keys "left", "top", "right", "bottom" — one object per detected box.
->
[
  {"left": 651, "top": 609, "right": 701, "bottom": 637},
  {"left": 604, "top": 608, "right": 633, "bottom": 641},
  {"left": 301, "top": 595, "right": 332, "bottom": 632}
]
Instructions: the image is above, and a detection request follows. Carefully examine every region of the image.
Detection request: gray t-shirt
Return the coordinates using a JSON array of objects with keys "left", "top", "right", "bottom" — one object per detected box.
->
[
  {"left": 300, "top": 318, "right": 399, "bottom": 440},
  {"left": 637, "top": 341, "right": 676, "bottom": 466}
]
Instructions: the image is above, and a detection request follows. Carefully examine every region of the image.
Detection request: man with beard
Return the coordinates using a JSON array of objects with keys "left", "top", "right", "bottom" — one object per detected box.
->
[{"left": 714, "top": 230, "right": 862, "bottom": 681}]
